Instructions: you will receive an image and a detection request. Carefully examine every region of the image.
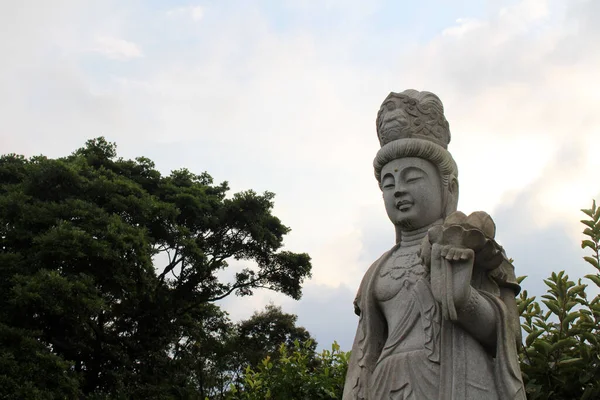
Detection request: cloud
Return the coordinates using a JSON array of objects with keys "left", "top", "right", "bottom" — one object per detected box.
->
[
  {"left": 166, "top": 5, "right": 204, "bottom": 21},
  {"left": 493, "top": 159, "right": 597, "bottom": 301},
  {"left": 442, "top": 18, "right": 485, "bottom": 37},
  {"left": 1, "top": 0, "right": 599, "bottom": 351},
  {"left": 91, "top": 36, "right": 143, "bottom": 59}
]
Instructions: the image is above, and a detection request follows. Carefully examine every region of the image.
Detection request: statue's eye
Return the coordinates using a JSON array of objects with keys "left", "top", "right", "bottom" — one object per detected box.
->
[
  {"left": 406, "top": 174, "right": 423, "bottom": 183},
  {"left": 382, "top": 177, "right": 394, "bottom": 189},
  {"left": 385, "top": 102, "right": 396, "bottom": 112}
]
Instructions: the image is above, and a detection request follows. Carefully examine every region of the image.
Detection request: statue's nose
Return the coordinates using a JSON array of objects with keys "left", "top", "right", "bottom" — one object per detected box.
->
[
  {"left": 394, "top": 187, "right": 406, "bottom": 198},
  {"left": 383, "top": 112, "right": 399, "bottom": 123}
]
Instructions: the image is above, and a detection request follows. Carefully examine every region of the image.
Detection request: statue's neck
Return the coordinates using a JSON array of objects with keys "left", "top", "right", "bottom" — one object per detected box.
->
[{"left": 396, "top": 219, "right": 444, "bottom": 247}]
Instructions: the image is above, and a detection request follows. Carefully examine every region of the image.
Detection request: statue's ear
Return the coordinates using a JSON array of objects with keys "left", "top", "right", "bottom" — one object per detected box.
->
[{"left": 444, "top": 176, "right": 459, "bottom": 217}]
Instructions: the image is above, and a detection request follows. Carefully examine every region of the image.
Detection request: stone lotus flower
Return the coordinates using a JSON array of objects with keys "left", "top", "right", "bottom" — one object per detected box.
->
[
  {"left": 427, "top": 211, "right": 505, "bottom": 271},
  {"left": 420, "top": 211, "right": 505, "bottom": 321}
]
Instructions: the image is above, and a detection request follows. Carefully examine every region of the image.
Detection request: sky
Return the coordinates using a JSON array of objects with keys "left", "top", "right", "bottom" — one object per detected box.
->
[{"left": 1, "top": 0, "right": 599, "bottom": 351}]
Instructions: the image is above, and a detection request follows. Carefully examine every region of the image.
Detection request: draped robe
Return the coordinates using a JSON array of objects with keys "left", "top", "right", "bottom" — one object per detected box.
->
[{"left": 342, "top": 243, "right": 526, "bottom": 400}]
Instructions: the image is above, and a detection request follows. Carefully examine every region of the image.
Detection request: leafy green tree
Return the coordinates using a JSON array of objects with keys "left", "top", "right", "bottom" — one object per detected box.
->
[
  {"left": 169, "top": 304, "right": 237, "bottom": 399},
  {"left": 235, "top": 304, "right": 316, "bottom": 368},
  {"left": 216, "top": 304, "right": 318, "bottom": 395},
  {"left": 0, "top": 138, "right": 312, "bottom": 399},
  {"left": 0, "top": 323, "right": 80, "bottom": 399},
  {"left": 518, "top": 200, "right": 600, "bottom": 400},
  {"left": 229, "top": 340, "right": 349, "bottom": 400}
]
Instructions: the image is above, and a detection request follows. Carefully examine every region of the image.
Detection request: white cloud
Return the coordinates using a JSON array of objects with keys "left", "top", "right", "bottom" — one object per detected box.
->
[
  {"left": 92, "top": 36, "right": 143, "bottom": 59},
  {"left": 1, "top": 0, "right": 599, "bottom": 350},
  {"left": 309, "top": 229, "right": 364, "bottom": 288},
  {"left": 166, "top": 5, "right": 204, "bottom": 21},
  {"left": 442, "top": 18, "right": 485, "bottom": 37}
]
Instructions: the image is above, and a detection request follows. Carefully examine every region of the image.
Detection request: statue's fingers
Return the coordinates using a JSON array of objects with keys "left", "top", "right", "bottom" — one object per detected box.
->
[
  {"left": 439, "top": 245, "right": 449, "bottom": 258},
  {"left": 452, "top": 250, "right": 463, "bottom": 261},
  {"left": 446, "top": 247, "right": 457, "bottom": 260},
  {"left": 459, "top": 248, "right": 474, "bottom": 261},
  {"left": 432, "top": 243, "right": 441, "bottom": 257}
]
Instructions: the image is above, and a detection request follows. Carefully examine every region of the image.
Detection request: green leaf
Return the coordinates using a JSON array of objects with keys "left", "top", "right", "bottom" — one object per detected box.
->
[
  {"left": 581, "top": 332, "right": 597, "bottom": 345},
  {"left": 581, "top": 220, "right": 596, "bottom": 230},
  {"left": 568, "top": 284, "right": 587, "bottom": 296},
  {"left": 561, "top": 312, "right": 579, "bottom": 329},
  {"left": 583, "top": 257, "right": 599, "bottom": 269},
  {"left": 585, "top": 274, "right": 600, "bottom": 287},
  {"left": 556, "top": 357, "right": 583, "bottom": 366},
  {"left": 581, "top": 240, "right": 598, "bottom": 251},
  {"left": 551, "top": 337, "right": 577, "bottom": 353},
  {"left": 542, "top": 300, "right": 561, "bottom": 315},
  {"left": 526, "top": 330, "right": 545, "bottom": 347},
  {"left": 544, "top": 279, "right": 558, "bottom": 291},
  {"left": 581, "top": 208, "right": 594, "bottom": 218},
  {"left": 532, "top": 339, "right": 552, "bottom": 355}
]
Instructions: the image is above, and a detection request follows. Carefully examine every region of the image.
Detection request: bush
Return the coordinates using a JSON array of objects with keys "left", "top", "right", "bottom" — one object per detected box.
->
[
  {"left": 229, "top": 340, "right": 349, "bottom": 400},
  {"left": 518, "top": 200, "right": 600, "bottom": 400}
]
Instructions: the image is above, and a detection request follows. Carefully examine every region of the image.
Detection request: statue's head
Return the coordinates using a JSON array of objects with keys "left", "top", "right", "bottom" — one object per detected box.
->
[{"left": 373, "top": 90, "right": 459, "bottom": 231}]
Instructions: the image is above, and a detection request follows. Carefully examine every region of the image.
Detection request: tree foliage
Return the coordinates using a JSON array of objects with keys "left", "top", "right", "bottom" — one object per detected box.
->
[
  {"left": 518, "top": 200, "right": 600, "bottom": 400},
  {"left": 0, "top": 138, "right": 311, "bottom": 398},
  {"left": 182, "top": 304, "right": 319, "bottom": 399},
  {"left": 235, "top": 304, "right": 316, "bottom": 368},
  {"left": 229, "top": 340, "right": 349, "bottom": 400}
]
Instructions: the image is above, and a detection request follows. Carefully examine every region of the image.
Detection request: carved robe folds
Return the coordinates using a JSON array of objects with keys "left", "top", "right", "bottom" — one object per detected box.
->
[{"left": 342, "top": 245, "right": 526, "bottom": 400}]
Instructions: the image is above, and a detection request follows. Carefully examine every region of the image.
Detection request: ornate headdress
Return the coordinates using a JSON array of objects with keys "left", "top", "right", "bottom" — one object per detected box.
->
[{"left": 373, "top": 89, "right": 458, "bottom": 183}]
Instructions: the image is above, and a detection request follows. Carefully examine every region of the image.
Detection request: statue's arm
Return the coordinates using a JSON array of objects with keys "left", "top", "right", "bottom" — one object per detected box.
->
[
  {"left": 431, "top": 243, "right": 498, "bottom": 349},
  {"left": 455, "top": 286, "right": 497, "bottom": 350}
]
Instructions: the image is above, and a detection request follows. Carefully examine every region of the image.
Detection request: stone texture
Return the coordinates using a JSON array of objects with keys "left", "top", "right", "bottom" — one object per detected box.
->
[{"left": 343, "top": 90, "right": 525, "bottom": 399}]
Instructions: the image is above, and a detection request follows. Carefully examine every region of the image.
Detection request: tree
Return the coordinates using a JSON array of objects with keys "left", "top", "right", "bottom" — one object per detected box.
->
[
  {"left": 235, "top": 304, "right": 316, "bottom": 367},
  {"left": 0, "top": 137, "right": 312, "bottom": 398},
  {"left": 202, "top": 304, "right": 317, "bottom": 396},
  {"left": 229, "top": 340, "right": 349, "bottom": 400},
  {"left": 518, "top": 200, "right": 600, "bottom": 400}
]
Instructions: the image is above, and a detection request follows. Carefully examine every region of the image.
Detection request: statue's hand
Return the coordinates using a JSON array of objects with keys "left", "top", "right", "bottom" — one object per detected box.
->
[
  {"left": 439, "top": 244, "right": 474, "bottom": 262},
  {"left": 439, "top": 244, "right": 474, "bottom": 310},
  {"left": 430, "top": 243, "right": 474, "bottom": 319}
]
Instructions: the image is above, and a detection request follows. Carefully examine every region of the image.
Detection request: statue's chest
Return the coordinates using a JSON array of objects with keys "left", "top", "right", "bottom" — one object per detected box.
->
[{"left": 374, "top": 246, "right": 426, "bottom": 302}]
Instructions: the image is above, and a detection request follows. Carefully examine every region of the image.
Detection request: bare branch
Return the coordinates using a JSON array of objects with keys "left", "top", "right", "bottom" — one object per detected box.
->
[{"left": 158, "top": 247, "right": 182, "bottom": 282}]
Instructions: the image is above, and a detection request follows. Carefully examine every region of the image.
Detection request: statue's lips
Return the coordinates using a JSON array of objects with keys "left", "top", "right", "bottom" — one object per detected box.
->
[
  {"left": 380, "top": 124, "right": 410, "bottom": 141},
  {"left": 396, "top": 200, "right": 413, "bottom": 211},
  {"left": 382, "top": 120, "right": 408, "bottom": 131}
]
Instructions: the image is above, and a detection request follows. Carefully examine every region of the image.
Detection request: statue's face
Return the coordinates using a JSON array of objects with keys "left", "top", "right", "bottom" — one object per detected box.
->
[
  {"left": 381, "top": 157, "right": 444, "bottom": 230},
  {"left": 378, "top": 99, "right": 410, "bottom": 142}
]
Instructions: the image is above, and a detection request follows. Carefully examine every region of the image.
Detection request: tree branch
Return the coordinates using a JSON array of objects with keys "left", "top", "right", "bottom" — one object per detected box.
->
[
  {"left": 206, "top": 267, "right": 283, "bottom": 302},
  {"left": 158, "top": 247, "right": 182, "bottom": 282}
]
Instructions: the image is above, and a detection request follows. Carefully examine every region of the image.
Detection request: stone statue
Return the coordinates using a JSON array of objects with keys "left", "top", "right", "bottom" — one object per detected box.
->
[{"left": 343, "top": 90, "right": 526, "bottom": 399}]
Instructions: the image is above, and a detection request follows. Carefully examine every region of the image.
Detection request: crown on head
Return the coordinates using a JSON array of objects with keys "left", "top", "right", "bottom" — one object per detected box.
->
[{"left": 376, "top": 90, "right": 451, "bottom": 149}]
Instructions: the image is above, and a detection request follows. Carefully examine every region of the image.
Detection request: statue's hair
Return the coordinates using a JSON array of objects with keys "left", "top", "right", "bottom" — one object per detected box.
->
[{"left": 373, "top": 138, "right": 458, "bottom": 184}]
